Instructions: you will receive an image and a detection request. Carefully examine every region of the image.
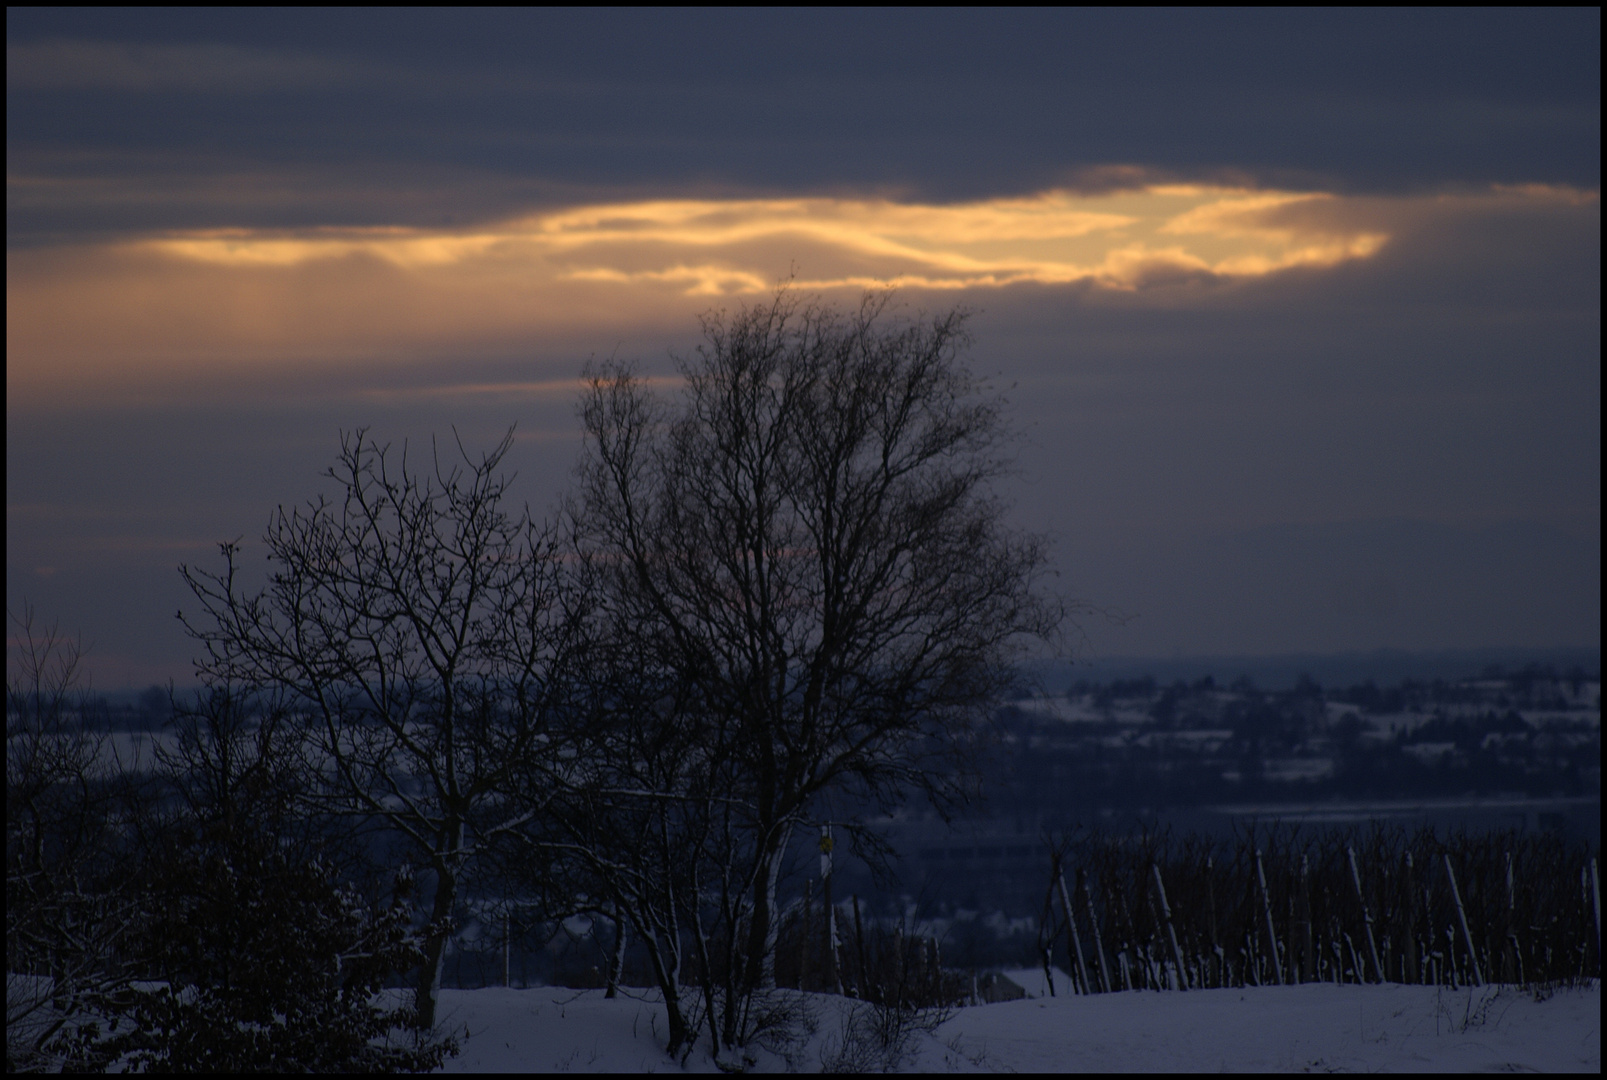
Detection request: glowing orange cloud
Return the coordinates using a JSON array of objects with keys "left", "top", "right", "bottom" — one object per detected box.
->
[
  {"left": 133, "top": 187, "right": 1387, "bottom": 293},
  {"left": 8, "top": 183, "right": 1592, "bottom": 405}
]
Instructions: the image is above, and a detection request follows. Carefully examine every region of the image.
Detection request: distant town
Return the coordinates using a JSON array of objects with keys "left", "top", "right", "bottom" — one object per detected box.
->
[
  {"left": 997, "top": 662, "right": 1600, "bottom": 813},
  {"left": 65, "top": 660, "right": 1604, "bottom": 832}
]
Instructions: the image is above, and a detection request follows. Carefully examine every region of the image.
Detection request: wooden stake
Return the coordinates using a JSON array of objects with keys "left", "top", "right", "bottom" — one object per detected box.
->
[
  {"left": 1300, "top": 853, "right": 1316, "bottom": 984},
  {"left": 1151, "top": 864, "right": 1188, "bottom": 990},
  {"left": 1502, "top": 851, "right": 1519, "bottom": 984},
  {"left": 1591, "top": 858, "right": 1601, "bottom": 972},
  {"left": 1256, "top": 849, "right": 1285, "bottom": 985},
  {"left": 1040, "top": 861, "right": 1061, "bottom": 996},
  {"left": 820, "top": 826, "right": 840, "bottom": 994},
  {"left": 1403, "top": 851, "right": 1420, "bottom": 985},
  {"left": 1081, "top": 867, "right": 1113, "bottom": 994},
  {"left": 1344, "top": 932, "right": 1364, "bottom": 983},
  {"left": 1444, "top": 853, "right": 1483, "bottom": 986},
  {"left": 1059, "top": 869, "right": 1094, "bottom": 994},
  {"left": 802, "top": 878, "right": 814, "bottom": 990},
  {"left": 1347, "top": 846, "right": 1384, "bottom": 983},
  {"left": 852, "top": 894, "right": 869, "bottom": 1001}
]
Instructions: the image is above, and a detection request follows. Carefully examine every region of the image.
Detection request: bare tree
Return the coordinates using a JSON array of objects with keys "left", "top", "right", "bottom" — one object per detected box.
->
[
  {"left": 178, "top": 427, "right": 586, "bottom": 1030},
  {"left": 5, "top": 604, "right": 138, "bottom": 1071},
  {"left": 153, "top": 685, "right": 310, "bottom": 859},
  {"left": 572, "top": 289, "right": 1063, "bottom": 1024}
]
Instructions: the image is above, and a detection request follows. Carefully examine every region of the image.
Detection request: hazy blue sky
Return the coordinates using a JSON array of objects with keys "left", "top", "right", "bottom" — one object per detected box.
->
[{"left": 6, "top": 10, "right": 1600, "bottom": 688}]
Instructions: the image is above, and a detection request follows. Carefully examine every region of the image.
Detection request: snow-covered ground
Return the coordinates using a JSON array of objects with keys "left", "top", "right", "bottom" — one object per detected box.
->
[{"left": 431, "top": 979, "right": 1599, "bottom": 1073}]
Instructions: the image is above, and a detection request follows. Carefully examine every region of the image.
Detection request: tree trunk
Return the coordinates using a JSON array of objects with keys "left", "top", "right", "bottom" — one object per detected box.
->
[
  {"left": 606, "top": 910, "right": 627, "bottom": 999},
  {"left": 644, "top": 927, "right": 691, "bottom": 1055},
  {"left": 416, "top": 862, "right": 457, "bottom": 1030},
  {"left": 742, "top": 821, "right": 792, "bottom": 993}
]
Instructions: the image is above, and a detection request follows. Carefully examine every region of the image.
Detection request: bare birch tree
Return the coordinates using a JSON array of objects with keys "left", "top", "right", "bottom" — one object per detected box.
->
[
  {"left": 571, "top": 289, "right": 1063, "bottom": 1014},
  {"left": 179, "top": 427, "right": 585, "bottom": 1030}
]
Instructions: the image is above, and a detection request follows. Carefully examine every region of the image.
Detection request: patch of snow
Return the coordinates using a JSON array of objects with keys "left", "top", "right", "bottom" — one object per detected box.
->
[{"left": 427, "top": 980, "right": 1599, "bottom": 1073}]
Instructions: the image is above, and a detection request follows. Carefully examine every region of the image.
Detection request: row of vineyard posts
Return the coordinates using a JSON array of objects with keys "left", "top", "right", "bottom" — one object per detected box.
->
[
  {"left": 1041, "top": 825, "right": 1602, "bottom": 992},
  {"left": 778, "top": 824, "right": 1599, "bottom": 1001}
]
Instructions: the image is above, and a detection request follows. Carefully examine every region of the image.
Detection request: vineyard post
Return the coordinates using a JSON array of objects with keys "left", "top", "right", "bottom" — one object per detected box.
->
[
  {"left": 801, "top": 878, "right": 814, "bottom": 988},
  {"left": 1502, "top": 851, "right": 1519, "bottom": 984},
  {"left": 1150, "top": 864, "right": 1188, "bottom": 990},
  {"left": 1347, "top": 846, "right": 1384, "bottom": 983},
  {"left": 1285, "top": 870, "right": 1298, "bottom": 983},
  {"left": 1206, "top": 856, "right": 1221, "bottom": 987},
  {"left": 1256, "top": 849, "right": 1285, "bottom": 984},
  {"left": 1039, "top": 869, "right": 1061, "bottom": 997},
  {"left": 1582, "top": 862, "right": 1591, "bottom": 978},
  {"left": 1081, "top": 867, "right": 1113, "bottom": 993},
  {"left": 1403, "top": 851, "right": 1420, "bottom": 985},
  {"left": 820, "top": 825, "right": 840, "bottom": 994},
  {"left": 1300, "top": 854, "right": 1316, "bottom": 984},
  {"left": 1424, "top": 865, "right": 1439, "bottom": 983},
  {"left": 1591, "top": 857, "right": 1601, "bottom": 974},
  {"left": 1344, "top": 933, "right": 1366, "bottom": 984},
  {"left": 1444, "top": 853, "right": 1483, "bottom": 986},
  {"left": 1116, "top": 869, "right": 1141, "bottom": 988},
  {"left": 852, "top": 895, "right": 869, "bottom": 1002},
  {"left": 1059, "top": 868, "right": 1094, "bottom": 994}
]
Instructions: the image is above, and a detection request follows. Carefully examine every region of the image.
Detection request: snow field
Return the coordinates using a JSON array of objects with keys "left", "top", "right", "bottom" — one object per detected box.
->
[{"left": 430, "top": 979, "right": 1599, "bottom": 1073}]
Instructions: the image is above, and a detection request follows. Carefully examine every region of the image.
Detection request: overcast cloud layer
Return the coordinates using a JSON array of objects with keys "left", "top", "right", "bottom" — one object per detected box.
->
[{"left": 6, "top": 10, "right": 1600, "bottom": 687}]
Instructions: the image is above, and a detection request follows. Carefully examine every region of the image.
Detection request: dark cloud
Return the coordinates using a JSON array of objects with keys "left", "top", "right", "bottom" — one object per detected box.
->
[{"left": 8, "top": 10, "right": 1599, "bottom": 245}]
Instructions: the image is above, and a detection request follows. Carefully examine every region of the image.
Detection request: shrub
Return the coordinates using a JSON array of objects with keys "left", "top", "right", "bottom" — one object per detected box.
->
[{"left": 60, "top": 842, "right": 456, "bottom": 1073}]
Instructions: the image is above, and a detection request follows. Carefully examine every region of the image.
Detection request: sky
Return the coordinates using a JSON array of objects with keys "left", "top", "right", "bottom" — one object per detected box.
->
[{"left": 6, "top": 9, "right": 1601, "bottom": 689}]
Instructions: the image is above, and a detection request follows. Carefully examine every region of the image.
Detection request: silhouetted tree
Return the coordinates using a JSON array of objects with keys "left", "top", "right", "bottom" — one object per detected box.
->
[
  {"left": 178, "top": 427, "right": 586, "bottom": 1030},
  {"left": 571, "top": 288, "right": 1063, "bottom": 1041}
]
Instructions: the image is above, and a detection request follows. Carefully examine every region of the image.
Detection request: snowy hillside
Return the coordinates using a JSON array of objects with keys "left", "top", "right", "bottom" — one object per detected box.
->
[{"left": 430, "top": 980, "right": 1600, "bottom": 1073}]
